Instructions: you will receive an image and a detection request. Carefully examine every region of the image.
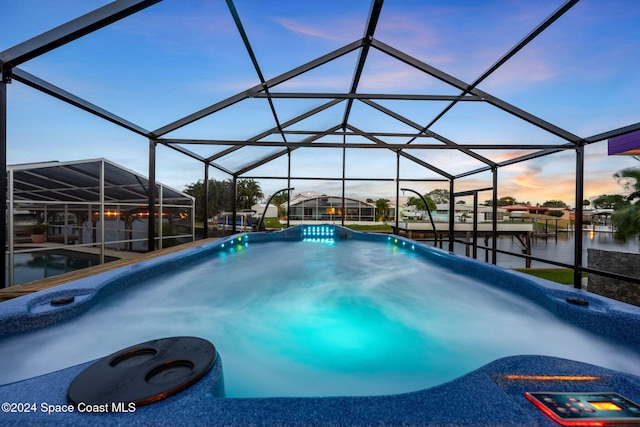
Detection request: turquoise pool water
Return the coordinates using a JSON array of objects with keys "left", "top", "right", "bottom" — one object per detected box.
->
[{"left": 1, "top": 233, "right": 640, "bottom": 397}]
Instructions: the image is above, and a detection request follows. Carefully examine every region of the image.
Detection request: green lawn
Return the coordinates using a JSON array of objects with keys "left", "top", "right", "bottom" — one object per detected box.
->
[
  {"left": 345, "top": 224, "right": 393, "bottom": 232},
  {"left": 261, "top": 220, "right": 393, "bottom": 233},
  {"left": 264, "top": 217, "right": 285, "bottom": 228},
  {"left": 512, "top": 268, "right": 586, "bottom": 285}
]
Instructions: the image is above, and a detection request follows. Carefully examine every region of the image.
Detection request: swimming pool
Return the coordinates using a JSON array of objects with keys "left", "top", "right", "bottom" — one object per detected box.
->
[
  {"left": 2, "top": 225, "right": 640, "bottom": 425},
  {"left": 5, "top": 249, "right": 116, "bottom": 286}
]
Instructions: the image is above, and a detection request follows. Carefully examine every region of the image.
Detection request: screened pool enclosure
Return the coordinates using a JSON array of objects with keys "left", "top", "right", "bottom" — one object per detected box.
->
[
  {"left": 289, "top": 196, "right": 377, "bottom": 222},
  {"left": 5, "top": 159, "right": 194, "bottom": 286},
  {"left": 2, "top": 0, "right": 640, "bottom": 289}
]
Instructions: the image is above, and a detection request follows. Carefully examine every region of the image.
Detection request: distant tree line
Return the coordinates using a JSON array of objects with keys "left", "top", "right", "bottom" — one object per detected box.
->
[
  {"left": 590, "top": 194, "right": 630, "bottom": 210},
  {"left": 179, "top": 170, "right": 640, "bottom": 241},
  {"left": 483, "top": 196, "right": 530, "bottom": 206},
  {"left": 183, "top": 178, "right": 263, "bottom": 223}
]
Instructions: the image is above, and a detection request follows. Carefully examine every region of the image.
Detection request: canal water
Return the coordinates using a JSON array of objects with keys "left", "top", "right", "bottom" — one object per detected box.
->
[{"left": 453, "top": 231, "right": 640, "bottom": 269}]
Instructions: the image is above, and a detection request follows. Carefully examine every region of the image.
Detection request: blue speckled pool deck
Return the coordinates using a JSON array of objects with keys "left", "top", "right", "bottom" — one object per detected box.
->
[{"left": 2, "top": 354, "right": 640, "bottom": 426}]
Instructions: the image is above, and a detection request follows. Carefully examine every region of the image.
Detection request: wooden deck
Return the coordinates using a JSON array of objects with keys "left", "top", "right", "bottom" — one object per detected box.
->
[{"left": 0, "top": 238, "right": 219, "bottom": 302}]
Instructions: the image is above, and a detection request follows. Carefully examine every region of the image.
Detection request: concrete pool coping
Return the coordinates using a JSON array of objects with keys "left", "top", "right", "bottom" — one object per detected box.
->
[
  {"left": 0, "top": 238, "right": 220, "bottom": 302},
  {"left": 2, "top": 225, "right": 640, "bottom": 426}
]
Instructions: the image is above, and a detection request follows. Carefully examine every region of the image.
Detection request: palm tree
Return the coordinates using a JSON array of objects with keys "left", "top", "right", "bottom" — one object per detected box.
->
[
  {"left": 236, "top": 179, "right": 264, "bottom": 210},
  {"left": 614, "top": 167, "right": 640, "bottom": 202},
  {"left": 184, "top": 179, "right": 234, "bottom": 222},
  {"left": 611, "top": 167, "right": 640, "bottom": 241},
  {"left": 375, "top": 198, "right": 390, "bottom": 222}
]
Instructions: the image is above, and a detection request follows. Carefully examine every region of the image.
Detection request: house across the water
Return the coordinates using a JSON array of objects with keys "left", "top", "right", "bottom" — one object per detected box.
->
[{"left": 286, "top": 194, "right": 396, "bottom": 223}]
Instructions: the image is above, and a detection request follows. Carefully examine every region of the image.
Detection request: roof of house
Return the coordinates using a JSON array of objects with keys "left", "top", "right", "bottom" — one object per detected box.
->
[
  {"left": 7, "top": 158, "right": 192, "bottom": 206},
  {"left": 436, "top": 203, "right": 506, "bottom": 213},
  {"left": 502, "top": 204, "right": 549, "bottom": 212}
]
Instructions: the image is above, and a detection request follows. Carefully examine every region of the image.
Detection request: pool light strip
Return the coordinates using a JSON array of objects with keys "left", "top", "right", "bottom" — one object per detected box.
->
[
  {"left": 302, "top": 225, "right": 335, "bottom": 237},
  {"left": 301, "top": 225, "right": 335, "bottom": 245},
  {"left": 219, "top": 235, "right": 249, "bottom": 252},
  {"left": 503, "top": 375, "right": 600, "bottom": 381},
  {"left": 387, "top": 236, "right": 416, "bottom": 251}
]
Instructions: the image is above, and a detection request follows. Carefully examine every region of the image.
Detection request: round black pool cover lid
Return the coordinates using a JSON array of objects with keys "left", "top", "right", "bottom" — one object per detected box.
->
[{"left": 67, "top": 336, "right": 216, "bottom": 406}]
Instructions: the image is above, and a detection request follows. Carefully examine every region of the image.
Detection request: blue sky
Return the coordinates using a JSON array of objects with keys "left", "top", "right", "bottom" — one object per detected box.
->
[{"left": 2, "top": 0, "right": 639, "bottom": 207}]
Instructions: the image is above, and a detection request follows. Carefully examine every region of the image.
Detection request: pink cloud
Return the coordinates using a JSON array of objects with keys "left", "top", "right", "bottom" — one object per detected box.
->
[
  {"left": 478, "top": 47, "right": 559, "bottom": 91},
  {"left": 272, "top": 16, "right": 353, "bottom": 41},
  {"left": 359, "top": 65, "right": 448, "bottom": 91},
  {"left": 274, "top": 74, "right": 352, "bottom": 91}
]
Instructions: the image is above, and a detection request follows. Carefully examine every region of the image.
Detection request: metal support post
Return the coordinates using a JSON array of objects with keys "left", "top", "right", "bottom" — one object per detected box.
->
[
  {"left": 231, "top": 175, "right": 238, "bottom": 233},
  {"left": 448, "top": 179, "right": 455, "bottom": 252},
  {"left": 99, "top": 160, "right": 105, "bottom": 264},
  {"left": 1, "top": 74, "right": 7, "bottom": 287},
  {"left": 158, "top": 184, "right": 164, "bottom": 250},
  {"left": 472, "top": 191, "right": 478, "bottom": 259},
  {"left": 574, "top": 145, "right": 585, "bottom": 289},
  {"left": 395, "top": 151, "right": 400, "bottom": 233},
  {"left": 287, "top": 149, "right": 291, "bottom": 228},
  {"left": 203, "top": 163, "right": 209, "bottom": 239},
  {"left": 491, "top": 167, "right": 498, "bottom": 264},
  {"left": 7, "top": 168, "right": 14, "bottom": 287},
  {"left": 341, "top": 136, "right": 346, "bottom": 226},
  {"left": 147, "top": 140, "right": 156, "bottom": 252}
]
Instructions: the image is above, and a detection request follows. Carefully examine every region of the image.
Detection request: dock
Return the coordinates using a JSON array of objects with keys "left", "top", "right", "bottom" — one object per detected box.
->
[
  {"left": 393, "top": 221, "right": 535, "bottom": 266},
  {"left": 393, "top": 221, "right": 534, "bottom": 239}
]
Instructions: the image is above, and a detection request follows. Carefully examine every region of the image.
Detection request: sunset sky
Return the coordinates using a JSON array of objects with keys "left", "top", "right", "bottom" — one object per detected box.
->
[{"left": 2, "top": 0, "right": 639, "bottom": 207}]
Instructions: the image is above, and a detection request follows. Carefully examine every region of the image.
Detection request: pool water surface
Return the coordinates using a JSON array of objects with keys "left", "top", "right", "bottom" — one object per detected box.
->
[
  {"left": 1, "top": 236, "right": 640, "bottom": 397},
  {"left": 6, "top": 250, "right": 110, "bottom": 286}
]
